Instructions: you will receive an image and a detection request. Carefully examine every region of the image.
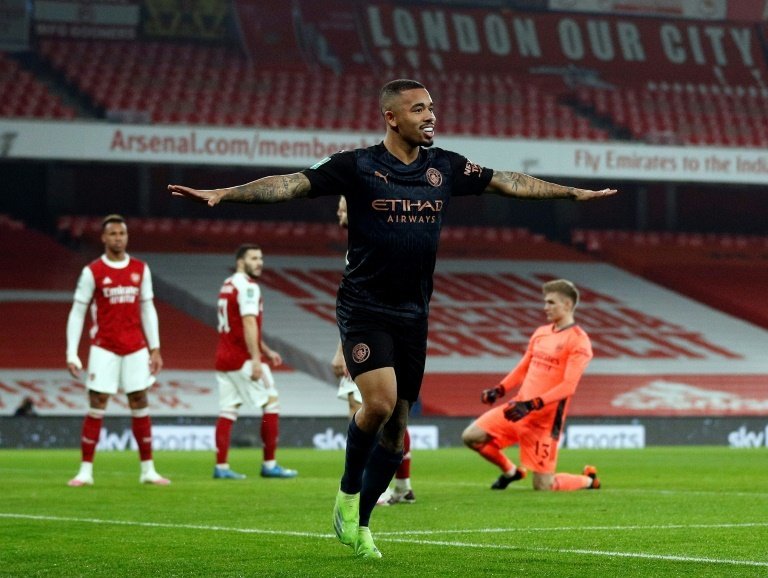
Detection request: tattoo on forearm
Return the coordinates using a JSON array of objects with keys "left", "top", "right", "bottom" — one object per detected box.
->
[
  {"left": 497, "top": 171, "right": 576, "bottom": 199},
  {"left": 227, "top": 174, "right": 308, "bottom": 203}
]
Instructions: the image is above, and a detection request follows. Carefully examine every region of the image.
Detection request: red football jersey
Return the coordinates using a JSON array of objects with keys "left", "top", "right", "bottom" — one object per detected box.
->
[
  {"left": 215, "top": 272, "right": 263, "bottom": 372},
  {"left": 75, "top": 256, "right": 152, "bottom": 355}
]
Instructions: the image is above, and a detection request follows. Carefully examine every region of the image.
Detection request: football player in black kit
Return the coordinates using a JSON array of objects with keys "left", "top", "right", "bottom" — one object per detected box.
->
[{"left": 169, "top": 78, "right": 617, "bottom": 559}]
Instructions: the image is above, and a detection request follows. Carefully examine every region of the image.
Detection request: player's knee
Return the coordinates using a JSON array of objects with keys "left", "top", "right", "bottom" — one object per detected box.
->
[
  {"left": 363, "top": 397, "right": 395, "bottom": 424},
  {"left": 263, "top": 397, "right": 280, "bottom": 413},
  {"left": 378, "top": 428, "right": 404, "bottom": 453},
  {"left": 532, "top": 473, "right": 554, "bottom": 491},
  {"left": 461, "top": 424, "right": 483, "bottom": 448},
  {"left": 88, "top": 391, "right": 110, "bottom": 409},
  {"left": 127, "top": 390, "right": 148, "bottom": 408}
]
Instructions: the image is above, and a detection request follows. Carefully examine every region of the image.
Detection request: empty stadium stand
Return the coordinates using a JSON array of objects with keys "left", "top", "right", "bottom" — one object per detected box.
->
[
  {"left": 1, "top": 32, "right": 764, "bottom": 147},
  {"left": 575, "top": 83, "right": 768, "bottom": 147},
  {"left": 0, "top": 51, "right": 76, "bottom": 120},
  {"left": 572, "top": 228, "right": 768, "bottom": 329},
  {"left": 30, "top": 38, "right": 613, "bottom": 140},
  {"left": 56, "top": 214, "right": 594, "bottom": 261}
]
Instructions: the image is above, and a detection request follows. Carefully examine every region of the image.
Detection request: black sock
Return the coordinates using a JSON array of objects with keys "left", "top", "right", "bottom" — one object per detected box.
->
[
  {"left": 339, "top": 418, "right": 378, "bottom": 494},
  {"left": 359, "top": 444, "right": 404, "bottom": 527}
]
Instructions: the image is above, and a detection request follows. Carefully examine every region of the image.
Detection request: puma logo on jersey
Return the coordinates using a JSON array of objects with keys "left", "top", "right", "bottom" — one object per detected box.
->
[{"left": 374, "top": 171, "right": 389, "bottom": 184}]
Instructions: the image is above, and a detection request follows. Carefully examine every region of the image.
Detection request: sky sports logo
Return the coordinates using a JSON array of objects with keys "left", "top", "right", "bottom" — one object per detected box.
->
[
  {"left": 96, "top": 426, "right": 215, "bottom": 451},
  {"left": 313, "top": 425, "right": 439, "bottom": 450},
  {"left": 566, "top": 425, "right": 645, "bottom": 449}
]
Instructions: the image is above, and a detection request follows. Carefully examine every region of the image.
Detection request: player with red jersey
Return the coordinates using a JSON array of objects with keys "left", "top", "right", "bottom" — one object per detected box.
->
[
  {"left": 212, "top": 244, "right": 297, "bottom": 480},
  {"left": 66, "top": 214, "right": 169, "bottom": 487},
  {"left": 463, "top": 279, "right": 601, "bottom": 491}
]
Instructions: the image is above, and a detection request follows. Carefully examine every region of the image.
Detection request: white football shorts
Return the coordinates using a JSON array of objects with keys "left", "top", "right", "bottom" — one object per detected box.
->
[
  {"left": 216, "top": 361, "right": 277, "bottom": 409},
  {"left": 86, "top": 345, "right": 153, "bottom": 395},
  {"left": 337, "top": 375, "right": 362, "bottom": 404}
]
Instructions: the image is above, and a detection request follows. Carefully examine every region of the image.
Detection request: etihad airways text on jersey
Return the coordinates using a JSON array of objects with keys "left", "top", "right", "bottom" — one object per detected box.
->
[{"left": 371, "top": 199, "right": 444, "bottom": 212}]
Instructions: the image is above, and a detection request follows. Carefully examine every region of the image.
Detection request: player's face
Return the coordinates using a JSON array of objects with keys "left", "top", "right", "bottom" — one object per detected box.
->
[
  {"left": 101, "top": 222, "right": 128, "bottom": 256},
  {"left": 543, "top": 292, "right": 572, "bottom": 325},
  {"left": 388, "top": 88, "right": 435, "bottom": 148},
  {"left": 337, "top": 197, "right": 348, "bottom": 228},
  {"left": 240, "top": 249, "right": 264, "bottom": 279}
]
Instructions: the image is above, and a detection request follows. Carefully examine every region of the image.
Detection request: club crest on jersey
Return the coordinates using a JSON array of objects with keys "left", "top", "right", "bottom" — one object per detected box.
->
[
  {"left": 426, "top": 168, "right": 442, "bottom": 187},
  {"left": 131, "top": 273, "right": 141, "bottom": 284},
  {"left": 351, "top": 343, "right": 370, "bottom": 364}
]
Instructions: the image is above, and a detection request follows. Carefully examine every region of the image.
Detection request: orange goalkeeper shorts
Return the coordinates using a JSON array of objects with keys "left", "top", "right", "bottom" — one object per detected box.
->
[{"left": 474, "top": 404, "right": 561, "bottom": 474}]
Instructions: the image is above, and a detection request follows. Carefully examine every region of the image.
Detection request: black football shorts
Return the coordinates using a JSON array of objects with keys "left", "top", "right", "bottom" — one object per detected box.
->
[{"left": 338, "top": 306, "right": 428, "bottom": 403}]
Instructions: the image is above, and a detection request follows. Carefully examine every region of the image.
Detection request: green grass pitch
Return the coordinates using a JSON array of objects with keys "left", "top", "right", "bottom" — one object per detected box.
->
[{"left": 1, "top": 447, "right": 766, "bottom": 577}]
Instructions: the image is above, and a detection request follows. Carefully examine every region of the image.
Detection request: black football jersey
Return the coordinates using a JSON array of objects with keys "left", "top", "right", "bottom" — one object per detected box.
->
[{"left": 303, "top": 143, "right": 493, "bottom": 318}]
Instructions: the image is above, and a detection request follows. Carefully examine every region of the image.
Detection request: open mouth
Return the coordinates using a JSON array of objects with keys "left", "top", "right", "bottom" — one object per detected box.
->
[{"left": 422, "top": 125, "right": 434, "bottom": 137}]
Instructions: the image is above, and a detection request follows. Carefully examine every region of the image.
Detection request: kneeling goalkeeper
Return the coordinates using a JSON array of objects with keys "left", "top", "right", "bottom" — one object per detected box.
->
[{"left": 463, "top": 279, "right": 601, "bottom": 491}]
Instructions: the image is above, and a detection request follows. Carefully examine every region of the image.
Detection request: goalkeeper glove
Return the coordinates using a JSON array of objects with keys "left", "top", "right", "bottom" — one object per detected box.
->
[
  {"left": 481, "top": 385, "right": 506, "bottom": 405},
  {"left": 504, "top": 397, "right": 544, "bottom": 422}
]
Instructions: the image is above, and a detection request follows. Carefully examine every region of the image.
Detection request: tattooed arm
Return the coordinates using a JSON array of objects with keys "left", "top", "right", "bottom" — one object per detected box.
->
[
  {"left": 486, "top": 171, "right": 617, "bottom": 201},
  {"left": 168, "top": 173, "right": 312, "bottom": 207}
]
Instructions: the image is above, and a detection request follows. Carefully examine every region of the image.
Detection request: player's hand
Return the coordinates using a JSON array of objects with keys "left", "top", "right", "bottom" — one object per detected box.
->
[
  {"left": 481, "top": 385, "right": 506, "bottom": 405},
  {"left": 168, "top": 184, "right": 226, "bottom": 207},
  {"left": 66, "top": 354, "right": 82, "bottom": 379},
  {"left": 250, "top": 360, "right": 264, "bottom": 382},
  {"left": 504, "top": 397, "right": 544, "bottom": 421},
  {"left": 149, "top": 348, "right": 163, "bottom": 375},
  {"left": 266, "top": 350, "right": 282, "bottom": 368},
  {"left": 331, "top": 349, "right": 346, "bottom": 378},
  {"left": 573, "top": 188, "right": 617, "bottom": 201}
]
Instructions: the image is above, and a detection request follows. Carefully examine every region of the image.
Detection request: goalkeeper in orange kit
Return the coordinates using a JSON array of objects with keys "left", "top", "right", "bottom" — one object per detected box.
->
[{"left": 462, "top": 279, "right": 600, "bottom": 491}]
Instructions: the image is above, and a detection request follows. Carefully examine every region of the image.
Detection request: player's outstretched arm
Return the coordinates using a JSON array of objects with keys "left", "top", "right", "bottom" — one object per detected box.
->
[
  {"left": 168, "top": 173, "right": 312, "bottom": 207},
  {"left": 486, "top": 171, "right": 617, "bottom": 201}
]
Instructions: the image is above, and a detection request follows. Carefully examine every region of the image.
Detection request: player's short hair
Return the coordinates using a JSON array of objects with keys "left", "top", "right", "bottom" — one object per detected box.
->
[
  {"left": 235, "top": 243, "right": 261, "bottom": 261},
  {"left": 102, "top": 214, "right": 126, "bottom": 230},
  {"left": 379, "top": 79, "right": 426, "bottom": 116},
  {"left": 542, "top": 279, "right": 580, "bottom": 308}
]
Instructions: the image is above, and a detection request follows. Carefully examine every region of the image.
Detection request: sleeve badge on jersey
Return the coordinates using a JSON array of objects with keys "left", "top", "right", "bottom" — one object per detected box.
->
[
  {"left": 247, "top": 287, "right": 255, "bottom": 298},
  {"left": 426, "top": 168, "right": 443, "bottom": 187},
  {"left": 464, "top": 160, "right": 482, "bottom": 177}
]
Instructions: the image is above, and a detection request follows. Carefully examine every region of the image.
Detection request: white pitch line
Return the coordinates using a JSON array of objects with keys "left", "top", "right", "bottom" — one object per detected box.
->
[
  {"left": 381, "top": 536, "right": 768, "bottom": 568},
  {"left": 2, "top": 513, "right": 766, "bottom": 568},
  {"left": 377, "top": 521, "right": 768, "bottom": 536},
  {"left": 0, "top": 513, "right": 328, "bottom": 539}
]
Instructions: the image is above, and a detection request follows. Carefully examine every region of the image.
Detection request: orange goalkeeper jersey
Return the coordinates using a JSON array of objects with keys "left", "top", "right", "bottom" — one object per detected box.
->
[{"left": 500, "top": 323, "right": 593, "bottom": 406}]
